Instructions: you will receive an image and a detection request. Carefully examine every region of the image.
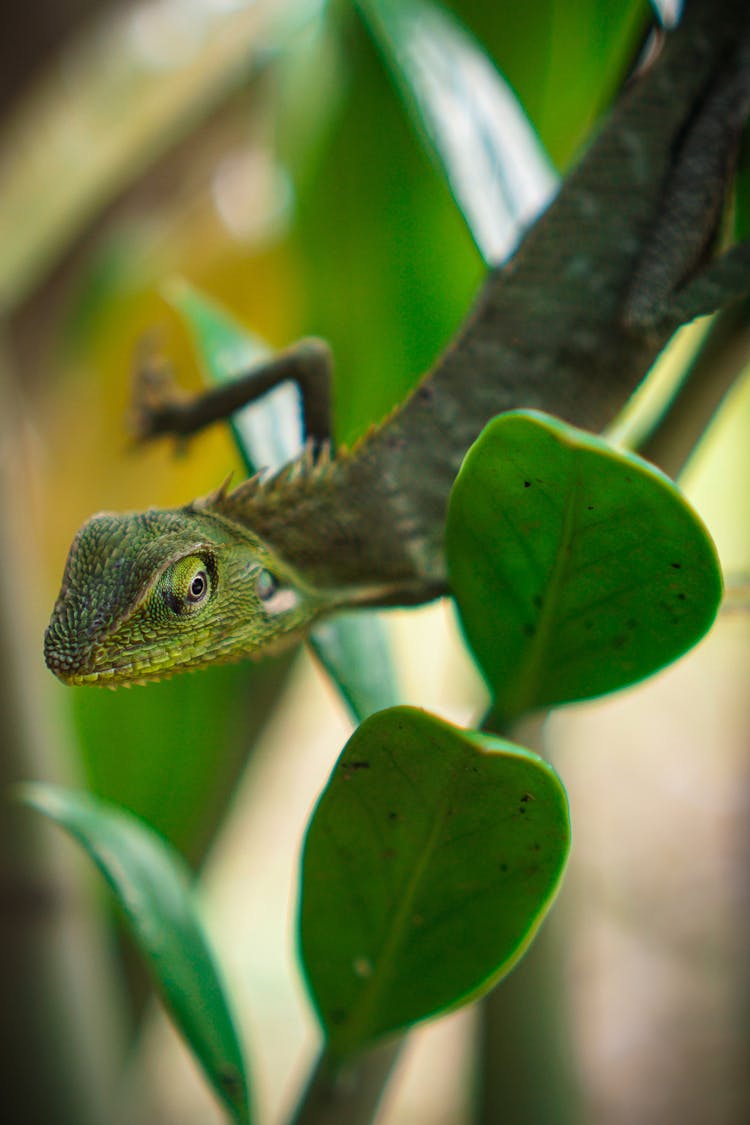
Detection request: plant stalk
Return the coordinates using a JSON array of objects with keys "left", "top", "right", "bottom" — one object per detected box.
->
[{"left": 289, "top": 1040, "right": 404, "bottom": 1125}]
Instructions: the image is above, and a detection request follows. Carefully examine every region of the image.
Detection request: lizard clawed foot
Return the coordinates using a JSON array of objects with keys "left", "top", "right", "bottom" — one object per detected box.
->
[{"left": 129, "top": 334, "right": 194, "bottom": 445}]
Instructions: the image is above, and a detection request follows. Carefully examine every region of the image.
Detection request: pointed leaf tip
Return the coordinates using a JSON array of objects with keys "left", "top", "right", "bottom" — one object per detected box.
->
[{"left": 18, "top": 783, "right": 252, "bottom": 1124}]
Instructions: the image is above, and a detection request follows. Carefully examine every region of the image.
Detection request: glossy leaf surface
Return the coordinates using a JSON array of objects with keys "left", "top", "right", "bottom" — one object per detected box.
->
[
  {"left": 19, "top": 784, "right": 251, "bottom": 1125},
  {"left": 299, "top": 706, "right": 570, "bottom": 1057},
  {"left": 359, "top": 0, "right": 558, "bottom": 264},
  {"left": 446, "top": 411, "right": 723, "bottom": 724}
]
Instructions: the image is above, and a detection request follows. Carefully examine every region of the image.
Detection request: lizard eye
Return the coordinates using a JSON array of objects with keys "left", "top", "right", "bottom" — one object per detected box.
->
[{"left": 163, "top": 554, "right": 214, "bottom": 614}]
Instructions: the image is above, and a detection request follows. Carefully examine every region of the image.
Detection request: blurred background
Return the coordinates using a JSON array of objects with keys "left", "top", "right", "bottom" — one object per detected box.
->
[{"left": 0, "top": 1, "right": 748, "bottom": 1122}]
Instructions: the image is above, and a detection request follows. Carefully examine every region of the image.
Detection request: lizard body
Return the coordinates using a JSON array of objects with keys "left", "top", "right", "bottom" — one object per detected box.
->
[{"left": 45, "top": 0, "right": 750, "bottom": 685}]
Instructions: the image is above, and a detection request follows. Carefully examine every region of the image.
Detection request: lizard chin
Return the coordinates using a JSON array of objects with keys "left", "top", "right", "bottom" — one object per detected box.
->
[{"left": 43, "top": 629, "right": 299, "bottom": 687}]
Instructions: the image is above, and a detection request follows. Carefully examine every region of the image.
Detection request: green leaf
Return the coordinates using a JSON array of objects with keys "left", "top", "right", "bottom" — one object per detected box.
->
[
  {"left": 165, "top": 279, "right": 401, "bottom": 723},
  {"left": 358, "top": 0, "right": 558, "bottom": 263},
  {"left": 309, "top": 611, "right": 400, "bottom": 723},
  {"left": 446, "top": 411, "right": 723, "bottom": 724},
  {"left": 285, "top": 7, "right": 482, "bottom": 447},
  {"left": 299, "top": 705, "right": 570, "bottom": 1057},
  {"left": 18, "top": 784, "right": 252, "bottom": 1125},
  {"left": 162, "top": 277, "right": 298, "bottom": 475}
]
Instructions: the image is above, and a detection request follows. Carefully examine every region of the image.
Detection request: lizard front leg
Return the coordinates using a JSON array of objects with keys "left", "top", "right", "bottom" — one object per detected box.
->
[{"left": 130, "top": 335, "right": 334, "bottom": 447}]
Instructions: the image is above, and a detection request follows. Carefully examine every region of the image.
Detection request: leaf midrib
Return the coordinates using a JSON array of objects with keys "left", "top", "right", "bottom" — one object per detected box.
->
[
  {"left": 332, "top": 742, "right": 461, "bottom": 1053},
  {"left": 501, "top": 461, "right": 583, "bottom": 721}
]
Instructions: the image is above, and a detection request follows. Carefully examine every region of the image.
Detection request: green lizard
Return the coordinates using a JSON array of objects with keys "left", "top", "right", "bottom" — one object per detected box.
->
[{"left": 45, "top": 0, "right": 750, "bottom": 686}]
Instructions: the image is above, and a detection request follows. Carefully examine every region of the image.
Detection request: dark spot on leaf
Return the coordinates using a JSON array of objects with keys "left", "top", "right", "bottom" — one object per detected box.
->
[
  {"left": 613, "top": 634, "right": 627, "bottom": 650},
  {"left": 500, "top": 863, "right": 509, "bottom": 872},
  {"left": 412, "top": 914, "right": 424, "bottom": 926},
  {"left": 671, "top": 562, "right": 681, "bottom": 569},
  {"left": 523, "top": 623, "right": 536, "bottom": 637},
  {"left": 520, "top": 792, "right": 534, "bottom": 803},
  {"left": 587, "top": 504, "right": 595, "bottom": 511},
  {"left": 388, "top": 811, "right": 399, "bottom": 822},
  {"left": 219, "top": 1067, "right": 242, "bottom": 1097},
  {"left": 342, "top": 760, "right": 370, "bottom": 781},
  {"left": 519, "top": 806, "right": 527, "bottom": 814},
  {"left": 532, "top": 594, "right": 543, "bottom": 609},
  {"left": 417, "top": 383, "right": 434, "bottom": 401},
  {"left": 532, "top": 842, "right": 541, "bottom": 852},
  {"left": 627, "top": 618, "right": 637, "bottom": 629},
  {"left": 677, "top": 592, "right": 686, "bottom": 601},
  {"left": 584, "top": 619, "right": 593, "bottom": 630},
  {"left": 524, "top": 480, "right": 531, "bottom": 488}
]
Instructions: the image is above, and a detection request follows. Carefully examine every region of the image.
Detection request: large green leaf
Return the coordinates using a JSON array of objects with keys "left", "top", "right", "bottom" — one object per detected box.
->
[
  {"left": 357, "top": 0, "right": 558, "bottom": 264},
  {"left": 19, "top": 785, "right": 252, "bottom": 1125},
  {"left": 446, "top": 411, "right": 723, "bottom": 725},
  {"left": 446, "top": 0, "right": 647, "bottom": 168},
  {"left": 299, "top": 705, "right": 570, "bottom": 1058},
  {"left": 284, "top": 5, "right": 482, "bottom": 447}
]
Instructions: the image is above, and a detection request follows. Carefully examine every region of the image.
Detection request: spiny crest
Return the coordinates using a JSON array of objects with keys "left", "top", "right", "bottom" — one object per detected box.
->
[{"left": 198, "top": 439, "right": 345, "bottom": 517}]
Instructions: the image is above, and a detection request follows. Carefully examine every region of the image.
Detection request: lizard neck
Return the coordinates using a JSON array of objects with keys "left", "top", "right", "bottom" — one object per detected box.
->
[{"left": 194, "top": 445, "right": 447, "bottom": 604}]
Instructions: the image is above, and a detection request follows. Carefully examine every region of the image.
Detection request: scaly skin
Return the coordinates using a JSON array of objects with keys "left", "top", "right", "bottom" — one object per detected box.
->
[{"left": 45, "top": 0, "right": 750, "bottom": 685}]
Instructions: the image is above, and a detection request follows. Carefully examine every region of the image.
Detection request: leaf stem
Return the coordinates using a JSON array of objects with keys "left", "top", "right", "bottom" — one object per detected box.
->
[
  {"left": 472, "top": 712, "right": 579, "bottom": 1125},
  {"left": 289, "top": 1041, "right": 404, "bottom": 1125}
]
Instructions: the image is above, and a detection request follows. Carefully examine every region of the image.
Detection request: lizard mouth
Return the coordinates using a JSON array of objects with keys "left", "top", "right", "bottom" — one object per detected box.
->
[
  {"left": 43, "top": 621, "right": 157, "bottom": 687},
  {"left": 43, "top": 621, "right": 89, "bottom": 685},
  {"left": 44, "top": 624, "right": 168, "bottom": 686}
]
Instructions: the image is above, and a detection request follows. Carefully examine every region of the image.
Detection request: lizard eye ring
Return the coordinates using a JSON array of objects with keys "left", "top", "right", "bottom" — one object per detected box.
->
[{"left": 162, "top": 554, "right": 215, "bottom": 615}]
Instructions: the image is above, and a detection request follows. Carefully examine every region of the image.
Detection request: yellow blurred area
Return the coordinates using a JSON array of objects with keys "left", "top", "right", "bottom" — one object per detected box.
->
[{"left": 30, "top": 151, "right": 305, "bottom": 593}]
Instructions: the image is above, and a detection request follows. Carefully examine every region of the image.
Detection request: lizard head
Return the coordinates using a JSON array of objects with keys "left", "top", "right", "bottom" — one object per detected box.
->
[{"left": 44, "top": 506, "right": 327, "bottom": 685}]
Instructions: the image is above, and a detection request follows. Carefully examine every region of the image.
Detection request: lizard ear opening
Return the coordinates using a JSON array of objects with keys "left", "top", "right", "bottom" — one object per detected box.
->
[
  {"left": 255, "top": 568, "right": 300, "bottom": 616},
  {"left": 255, "top": 569, "right": 278, "bottom": 602}
]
